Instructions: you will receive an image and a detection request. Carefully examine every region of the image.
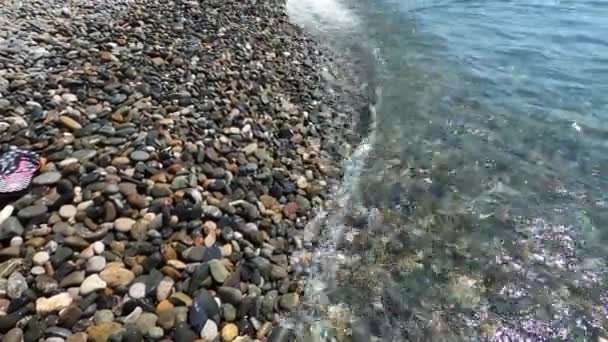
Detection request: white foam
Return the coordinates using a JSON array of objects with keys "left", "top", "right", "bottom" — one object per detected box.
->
[{"left": 286, "top": 0, "right": 359, "bottom": 35}]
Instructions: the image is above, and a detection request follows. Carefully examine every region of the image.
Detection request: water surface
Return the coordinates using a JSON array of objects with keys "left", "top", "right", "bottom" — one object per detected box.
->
[{"left": 287, "top": 0, "right": 608, "bottom": 340}]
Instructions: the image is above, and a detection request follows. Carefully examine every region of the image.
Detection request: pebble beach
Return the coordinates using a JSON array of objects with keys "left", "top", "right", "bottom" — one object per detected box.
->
[{"left": 0, "top": 0, "right": 362, "bottom": 341}]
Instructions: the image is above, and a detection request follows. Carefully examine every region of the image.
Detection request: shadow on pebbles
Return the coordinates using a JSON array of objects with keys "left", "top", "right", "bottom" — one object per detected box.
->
[{"left": 0, "top": 0, "right": 362, "bottom": 341}]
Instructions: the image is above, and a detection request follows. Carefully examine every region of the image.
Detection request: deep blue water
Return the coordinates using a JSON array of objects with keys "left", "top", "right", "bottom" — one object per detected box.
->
[{"left": 288, "top": 0, "right": 608, "bottom": 340}]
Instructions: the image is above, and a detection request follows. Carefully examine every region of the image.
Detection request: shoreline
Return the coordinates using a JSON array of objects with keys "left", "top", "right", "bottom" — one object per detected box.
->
[{"left": 0, "top": 0, "right": 365, "bottom": 341}]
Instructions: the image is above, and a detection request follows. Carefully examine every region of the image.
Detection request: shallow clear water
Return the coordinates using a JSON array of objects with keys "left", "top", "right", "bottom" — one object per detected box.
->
[{"left": 287, "top": 0, "right": 608, "bottom": 340}]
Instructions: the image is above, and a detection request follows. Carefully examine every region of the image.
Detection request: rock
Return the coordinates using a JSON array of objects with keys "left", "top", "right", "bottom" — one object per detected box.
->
[
  {"left": 59, "top": 116, "right": 82, "bottom": 130},
  {"left": 59, "top": 305, "right": 83, "bottom": 328},
  {"left": 156, "top": 277, "right": 174, "bottom": 301},
  {"left": 121, "top": 325, "right": 143, "bottom": 342},
  {"left": 17, "top": 204, "right": 48, "bottom": 220},
  {"left": 0, "top": 205, "right": 13, "bottom": 227},
  {"left": 60, "top": 271, "right": 85, "bottom": 288},
  {"left": 202, "top": 205, "right": 222, "bottom": 219},
  {"left": 193, "top": 290, "right": 219, "bottom": 318},
  {"left": 174, "top": 323, "right": 197, "bottom": 342},
  {"left": 150, "top": 184, "right": 172, "bottom": 197},
  {"left": 33, "top": 172, "right": 62, "bottom": 185},
  {"left": 127, "top": 193, "right": 148, "bottom": 209},
  {"left": 222, "top": 323, "right": 239, "bottom": 342},
  {"left": 0, "top": 217, "right": 24, "bottom": 240},
  {"left": 129, "top": 282, "right": 146, "bottom": 299},
  {"left": 94, "top": 310, "right": 115, "bottom": 324},
  {"left": 86, "top": 322, "right": 123, "bottom": 342},
  {"left": 221, "top": 303, "right": 237, "bottom": 322},
  {"left": 208, "top": 260, "right": 230, "bottom": 283},
  {"left": 114, "top": 218, "right": 136, "bottom": 232},
  {"left": 148, "top": 327, "right": 163, "bottom": 339},
  {"left": 32, "top": 251, "right": 50, "bottom": 266},
  {"left": 217, "top": 287, "right": 242, "bottom": 305},
  {"left": 135, "top": 312, "right": 158, "bottom": 334},
  {"left": 118, "top": 183, "right": 138, "bottom": 196},
  {"left": 36, "top": 292, "right": 73, "bottom": 314},
  {"left": 130, "top": 151, "right": 150, "bottom": 162},
  {"left": 200, "top": 320, "right": 218, "bottom": 341},
  {"left": 80, "top": 274, "right": 107, "bottom": 295},
  {"left": 100, "top": 266, "right": 135, "bottom": 287},
  {"left": 279, "top": 293, "right": 300, "bottom": 311},
  {"left": 7, "top": 272, "right": 27, "bottom": 299},
  {"left": 3, "top": 328, "right": 23, "bottom": 342},
  {"left": 86, "top": 256, "right": 107, "bottom": 272},
  {"left": 58, "top": 205, "right": 77, "bottom": 220},
  {"left": 66, "top": 332, "right": 88, "bottom": 342}
]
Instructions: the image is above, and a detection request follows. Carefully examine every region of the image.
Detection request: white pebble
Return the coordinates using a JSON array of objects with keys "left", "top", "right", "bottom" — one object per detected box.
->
[
  {"left": 92, "top": 241, "right": 105, "bottom": 254},
  {"left": 129, "top": 282, "right": 146, "bottom": 299},
  {"left": 10, "top": 236, "right": 23, "bottom": 247},
  {"left": 31, "top": 266, "right": 46, "bottom": 275},
  {"left": 200, "top": 320, "right": 218, "bottom": 341},
  {"left": 33, "top": 251, "right": 50, "bottom": 266}
]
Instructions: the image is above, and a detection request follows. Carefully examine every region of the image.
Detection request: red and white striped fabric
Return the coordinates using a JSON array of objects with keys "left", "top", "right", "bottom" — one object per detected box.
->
[{"left": 0, "top": 149, "right": 40, "bottom": 193}]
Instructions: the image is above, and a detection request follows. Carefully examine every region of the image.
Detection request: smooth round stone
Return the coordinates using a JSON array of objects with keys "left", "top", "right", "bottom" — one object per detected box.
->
[
  {"left": 130, "top": 151, "right": 150, "bottom": 162},
  {"left": 3, "top": 328, "right": 23, "bottom": 342},
  {"left": 92, "top": 241, "right": 105, "bottom": 254},
  {"left": 208, "top": 260, "right": 229, "bottom": 283},
  {"left": 93, "top": 309, "right": 115, "bottom": 324},
  {"left": 7, "top": 272, "right": 28, "bottom": 299},
  {"left": 148, "top": 327, "right": 163, "bottom": 339},
  {"left": 10, "top": 236, "right": 23, "bottom": 247},
  {"left": 80, "top": 274, "right": 107, "bottom": 295},
  {"left": 103, "top": 183, "right": 120, "bottom": 195},
  {"left": 99, "top": 266, "right": 135, "bottom": 287},
  {"left": 33, "top": 251, "right": 50, "bottom": 266},
  {"left": 59, "top": 205, "right": 77, "bottom": 220},
  {"left": 221, "top": 323, "right": 239, "bottom": 342},
  {"left": 200, "top": 320, "right": 218, "bottom": 341},
  {"left": 71, "top": 149, "right": 97, "bottom": 161},
  {"left": 31, "top": 266, "right": 46, "bottom": 275},
  {"left": 86, "top": 256, "right": 106, "bottom": 272},
  {"left": 221, "top": 303, "right": 236, "bottom": 322},
  {"left": 129, "top": 282, "right": 146, "bottom": 299},
  {"left": 114, "top": 217, "right": 136, "bottom": 232},
  {"left": 17, "top": 205, "right": 48, "bottom": 219},
  {"left": 33, "top": 172, "right": 62, "bottom": 185}
]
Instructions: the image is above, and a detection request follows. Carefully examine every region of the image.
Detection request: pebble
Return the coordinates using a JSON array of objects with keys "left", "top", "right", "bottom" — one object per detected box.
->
[
  {"left": 93, "top": 310, "right": 115, "bottom": 324},
  {"left": 86, "top": 322, "right": 123, "bottom": 342},
  {"left": 3, "top": 328, "right": 23, "bottom": 342},
  {"left": 222, "top": 323, "right": 239, "bottom": 342},
  {"left": 135, "top": 312, "right": 158, "bottom": 334},
  {"left": 33, "top": 251, "right": 50, "bottom": 265},
  {"left": 80, "top": 274, "right": 107, "bottom": 295},
  {"left": 36, "top": 292, "right": 73, "bottom": 314},
  {"left": 33, "top": 171, "right": 62, "bottom": 185},
  {"left": 209, "top": 260, "right": 230, "bottom": 283},
  {"left": 200, "top": 319, "right": 219, "bottom": 341},
  {"left": 17, "top": 204, "right": 48, "bottom": 220},
  {"left": 156, "top": 276, "right": 174, "bottom": 301},
  {"left": 0, "top": 217, "right": 24, "bottom": 240},
  {"left": 86, "top": 256, "right": 107, "bottom": 272},
  {"left": 7, "top": 272, "right": 28, "bottom": 299},
  {"left": 130, "top": 150, "right": 150, "bottom": 161},
  {"left": 114, "top": 217, "right": 136, "bottom": 232},
  {"left": 129, "top": 282, "right": 146, "bottom": 299},
  {"left": 59, "top": 205, "right": 77, "bottom": 220},
  {"left": 100, "top": 266, "right": 135, "bottom": 287}
]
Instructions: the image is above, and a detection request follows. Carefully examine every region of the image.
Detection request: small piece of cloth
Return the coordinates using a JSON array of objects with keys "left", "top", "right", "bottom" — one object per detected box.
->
[{"left": 0, "top": 149, "right": 40, "bottom": 193}]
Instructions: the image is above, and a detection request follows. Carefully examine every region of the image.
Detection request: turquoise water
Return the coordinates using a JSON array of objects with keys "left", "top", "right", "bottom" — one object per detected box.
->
[{"left": 288, "top": 0, "right": 608, "bottom": 340}]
